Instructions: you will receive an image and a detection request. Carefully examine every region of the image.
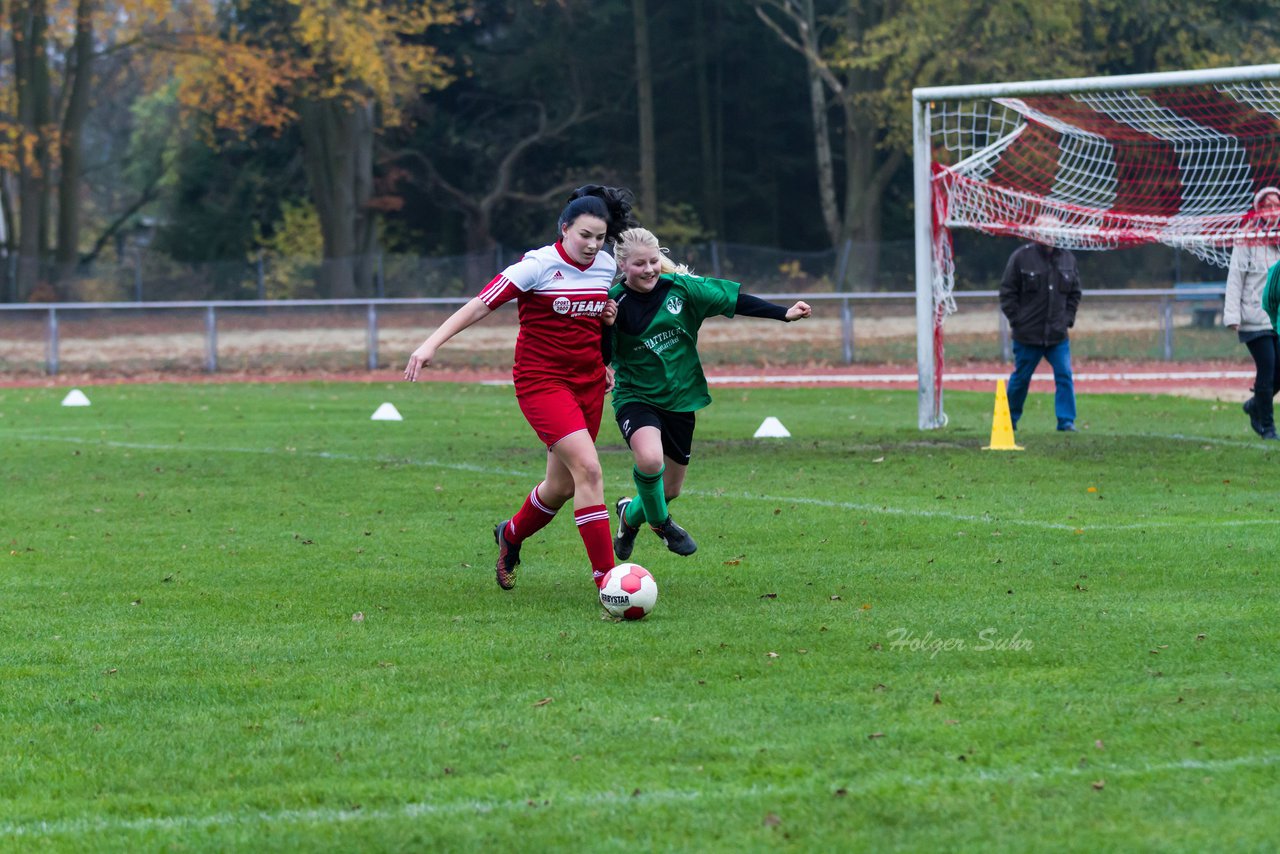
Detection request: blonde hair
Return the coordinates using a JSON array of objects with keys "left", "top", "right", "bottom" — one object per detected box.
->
[{"left": 613, "top": 227, "right": 691, "bottom": 279}]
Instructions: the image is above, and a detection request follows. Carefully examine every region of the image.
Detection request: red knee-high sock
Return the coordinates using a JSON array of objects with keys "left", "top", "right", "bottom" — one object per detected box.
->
[
  {"left": 508, "top": 484, "right": 557, "bottom": 544},
  {"left": 574, "top": 504, "right": 615, "bottom": 587}
]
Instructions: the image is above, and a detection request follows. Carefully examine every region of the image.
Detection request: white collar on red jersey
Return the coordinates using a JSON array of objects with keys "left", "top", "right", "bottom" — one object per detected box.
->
[{"left": 555, "top": 240, "right": 595, "bottom": 272}]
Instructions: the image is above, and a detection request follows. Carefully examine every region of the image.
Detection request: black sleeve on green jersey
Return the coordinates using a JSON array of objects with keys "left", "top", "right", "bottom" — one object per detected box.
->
[
  {"left": 735, "top": 292, "right": 790, "bottom": 321},
  {"left": 681, "top": 273, "right": 740, "bottom": 320},
  {"left": 601, "top": 324, "right": 614, "bottom": 366}
]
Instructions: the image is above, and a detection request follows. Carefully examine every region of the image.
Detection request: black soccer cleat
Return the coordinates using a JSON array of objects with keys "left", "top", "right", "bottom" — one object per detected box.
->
[
  {"left": 651, "top": 515, "right": 697, "bottom": 556},
  {"left": 1244, "top": 398, "right": 1265, "bottom": 437},
  {"left": 613, "top": 497, "right": 640, "bottom": 561},
  {"left": 493, "top": 520, "right": 521, "bottom": 590}
]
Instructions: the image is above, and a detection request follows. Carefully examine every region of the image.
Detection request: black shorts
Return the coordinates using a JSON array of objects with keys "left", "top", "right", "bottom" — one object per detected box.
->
[{"left": 615, "top": 401, "right": 696, "bottom": 466}]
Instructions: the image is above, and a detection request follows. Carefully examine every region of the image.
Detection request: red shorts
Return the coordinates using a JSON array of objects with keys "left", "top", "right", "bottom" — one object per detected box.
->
[{"left": 516, "top": 377, "right": 605, "bottom": 448}]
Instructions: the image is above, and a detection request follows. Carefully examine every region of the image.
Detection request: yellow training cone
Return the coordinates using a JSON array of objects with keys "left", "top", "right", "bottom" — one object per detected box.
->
[{"left": 984, "top": 379, "right": 1023, "bottom": 451}]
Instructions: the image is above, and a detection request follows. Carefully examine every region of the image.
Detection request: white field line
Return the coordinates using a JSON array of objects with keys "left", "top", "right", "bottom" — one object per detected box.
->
[
  {"left": 2, "top": 753, "right": 1275, "bottom": 839},
  {"left": 701, "top": 487, "right": 1275, "bottom": 531},
  {"left": 708, "top": 370, "right": 1254, "bottom": 385},
  {"left": 485, "top": 370, "right": 1257, "bottom": 386},
  {"left": 2, "top": 433, "right": 1275, "bottom": 531},
  {"left": 3, "top": 434, "right": 528, "bottom": 477}
]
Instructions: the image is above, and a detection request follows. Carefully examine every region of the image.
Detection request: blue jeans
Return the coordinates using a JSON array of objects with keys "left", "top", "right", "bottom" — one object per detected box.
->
[{"left": 1007, "top": 339, "right": 1076, "bottom": 429}]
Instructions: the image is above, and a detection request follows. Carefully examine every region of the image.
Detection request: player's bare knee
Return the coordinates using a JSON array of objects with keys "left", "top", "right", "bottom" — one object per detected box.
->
[
  {"left": 574, "top": 461, "right": 604, "bottom": 492},
  {"left": 635, "top": 452, "right": 664, "bottom": 475}
]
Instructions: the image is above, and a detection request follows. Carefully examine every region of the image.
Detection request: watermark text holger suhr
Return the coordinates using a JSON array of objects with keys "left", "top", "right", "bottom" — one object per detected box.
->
[{"left": 885, "top": 627, "right": 1033, "bottom": 659}]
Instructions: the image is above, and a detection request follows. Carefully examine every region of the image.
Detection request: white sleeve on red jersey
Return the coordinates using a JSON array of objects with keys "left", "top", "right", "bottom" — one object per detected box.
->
[{"left": 477, "top": 252, "right": 546, "bottom": 308}]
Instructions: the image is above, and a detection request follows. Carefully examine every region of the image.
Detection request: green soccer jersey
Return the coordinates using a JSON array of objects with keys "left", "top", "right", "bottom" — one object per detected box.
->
[
  {"left": 608, "top": 272, "right": 740, "bottom": 413},
  {"left": 1265, "top": 260, "right": 1280, "bottom": 331}
]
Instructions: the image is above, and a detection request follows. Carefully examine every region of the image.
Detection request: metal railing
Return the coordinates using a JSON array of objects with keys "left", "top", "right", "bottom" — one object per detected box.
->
[{"left": 0, "top": 285, "right": 1230, "bottom": 376}]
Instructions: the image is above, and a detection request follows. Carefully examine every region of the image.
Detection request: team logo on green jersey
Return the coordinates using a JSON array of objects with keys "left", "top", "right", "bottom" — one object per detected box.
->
[{"left": 665, "top": 295, "right": 684, "bottom": 315}]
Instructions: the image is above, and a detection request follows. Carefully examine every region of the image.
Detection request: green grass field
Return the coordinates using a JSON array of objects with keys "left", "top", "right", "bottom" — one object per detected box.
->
[{"left": 2, "top": 381, "right": 1277, "bottom": 851}]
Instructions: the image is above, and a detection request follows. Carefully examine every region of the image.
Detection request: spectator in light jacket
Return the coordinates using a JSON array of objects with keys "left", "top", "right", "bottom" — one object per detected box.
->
[{"left": 1224, "top": 185, "right": 1280, "bottom": 440}]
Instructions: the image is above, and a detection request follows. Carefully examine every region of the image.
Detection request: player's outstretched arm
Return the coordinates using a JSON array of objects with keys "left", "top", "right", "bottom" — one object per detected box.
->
[
  {"left": 733, "top": 292, "right": 810, "bottom": 322},
  {"left": 404, "top": 297, "right": 493, "bottom": 381}
]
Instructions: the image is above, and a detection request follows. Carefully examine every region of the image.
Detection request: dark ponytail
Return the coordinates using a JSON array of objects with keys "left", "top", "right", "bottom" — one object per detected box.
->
[{"left": 560, "top": 185, "right": 639, "bottom": 244}]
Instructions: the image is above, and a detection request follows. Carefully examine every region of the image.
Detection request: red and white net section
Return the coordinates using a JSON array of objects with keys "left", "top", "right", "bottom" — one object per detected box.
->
[{"left": 925, "top": 80, "right": 1280, "bottom": 422}]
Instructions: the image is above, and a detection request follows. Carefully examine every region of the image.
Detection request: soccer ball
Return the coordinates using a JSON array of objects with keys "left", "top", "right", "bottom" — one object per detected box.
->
[{"left": 599, "top": 563, "right": 658, "bottom": 620}]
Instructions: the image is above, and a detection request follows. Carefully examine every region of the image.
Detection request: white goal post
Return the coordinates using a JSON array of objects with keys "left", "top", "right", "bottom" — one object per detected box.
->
[{"left": 912, "top": 63, "right": 1280, "bottom": 429}]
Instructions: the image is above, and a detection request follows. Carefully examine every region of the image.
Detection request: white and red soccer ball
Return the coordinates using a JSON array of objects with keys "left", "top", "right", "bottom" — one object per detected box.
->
[{"left": 599, "top": 563, "right": 658, "bottom": 620}]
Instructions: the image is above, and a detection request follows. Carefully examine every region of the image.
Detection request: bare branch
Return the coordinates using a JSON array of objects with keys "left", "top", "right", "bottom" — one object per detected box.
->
[
  {"left": 481, "top": 99, "right": 596, "bottom": 211},
  {"left": 392, "top": 97, "right": 597, "bottom": 226},
  {"left": 753, "top": 3, "right": 806, "bottom": 55},
  {"left": 754, "top": 1, "right": 846, "bottom": 98},
  {"left": 505, "top": 181, "right": 583, "bottom": 206},
  {"left": 392, "top": 148, "right": 470, "bottom": 206},
  {"left": 81, "top": 180, "right": 161, "bottom": 266}
]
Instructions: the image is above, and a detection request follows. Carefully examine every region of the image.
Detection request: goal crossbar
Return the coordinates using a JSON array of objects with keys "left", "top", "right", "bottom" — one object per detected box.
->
[{"left": 914, "top": 63, "right": 1280, "bottom": 102}]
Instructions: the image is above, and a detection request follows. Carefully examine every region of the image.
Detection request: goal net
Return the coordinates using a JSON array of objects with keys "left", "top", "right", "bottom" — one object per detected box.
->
[{"left": 912, "top": 64, "right": 1280, "bottom": 429}]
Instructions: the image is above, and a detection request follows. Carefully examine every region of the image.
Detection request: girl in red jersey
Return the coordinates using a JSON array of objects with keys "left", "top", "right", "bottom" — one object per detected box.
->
[{"left": 404, "top": 187, "right": 638, "bottom": 592}]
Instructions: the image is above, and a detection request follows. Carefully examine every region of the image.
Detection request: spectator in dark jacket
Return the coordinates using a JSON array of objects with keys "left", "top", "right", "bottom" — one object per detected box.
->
[{"left": 999, "top": 227, "right": 1084, "bottom": 432}]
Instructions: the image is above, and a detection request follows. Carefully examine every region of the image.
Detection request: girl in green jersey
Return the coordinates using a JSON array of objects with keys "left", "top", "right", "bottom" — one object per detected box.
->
[{"left": 604, "top": 227, "right": 812, "bottom": 560}]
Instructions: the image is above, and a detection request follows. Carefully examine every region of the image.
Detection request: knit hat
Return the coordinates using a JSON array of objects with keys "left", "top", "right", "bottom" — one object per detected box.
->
[{"left": 1254, "top": 186, "right": 1280, "bottom": 209}]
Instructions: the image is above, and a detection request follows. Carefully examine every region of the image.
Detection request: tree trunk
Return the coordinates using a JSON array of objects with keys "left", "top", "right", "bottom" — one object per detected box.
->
[
  {"left": 801, "top": 0, "right": 841, "bottom": 247},
  {"left": 758, "top": 0, "right": 842, "bottom": 248},
  {"left": 54, "top": 0, "right": 94, "bottom": 292},
  {"left": 693, "top": 0, "right": 723, "bottom": 237},
  {"left": 13, "top": 0, "right": 52, "bottom": 301},
  {"left": 463, "top": 208, "right": 497, "bottom": 296},
  {"left": 840, "top": 96, "right": 886, "bottom": 289},
  {"left": 299, "top": 98, "right": 376, "bottom": 298},
  {"left": 633, "top": 0, "right": 657, "bottom": 219},
  {"left": 0, "top": 172, "right": 14, "bottom": 301},
  {"left": 836, "top": 1, "right": 899, "bottom": 288}
]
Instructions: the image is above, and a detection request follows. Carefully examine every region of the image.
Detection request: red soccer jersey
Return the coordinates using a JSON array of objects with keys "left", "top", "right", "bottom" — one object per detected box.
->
[{"left": 477, "top": 242, "right": 614, "bottom": 387}]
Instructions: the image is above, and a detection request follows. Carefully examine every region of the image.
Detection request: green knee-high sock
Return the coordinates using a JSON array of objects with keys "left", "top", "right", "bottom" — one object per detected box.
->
[
  {"left": 629, "top": 465, "right": 667, "bottom": 526},
  {"left": 623, "top": 497, "right": 645, "bottom": 527}
]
